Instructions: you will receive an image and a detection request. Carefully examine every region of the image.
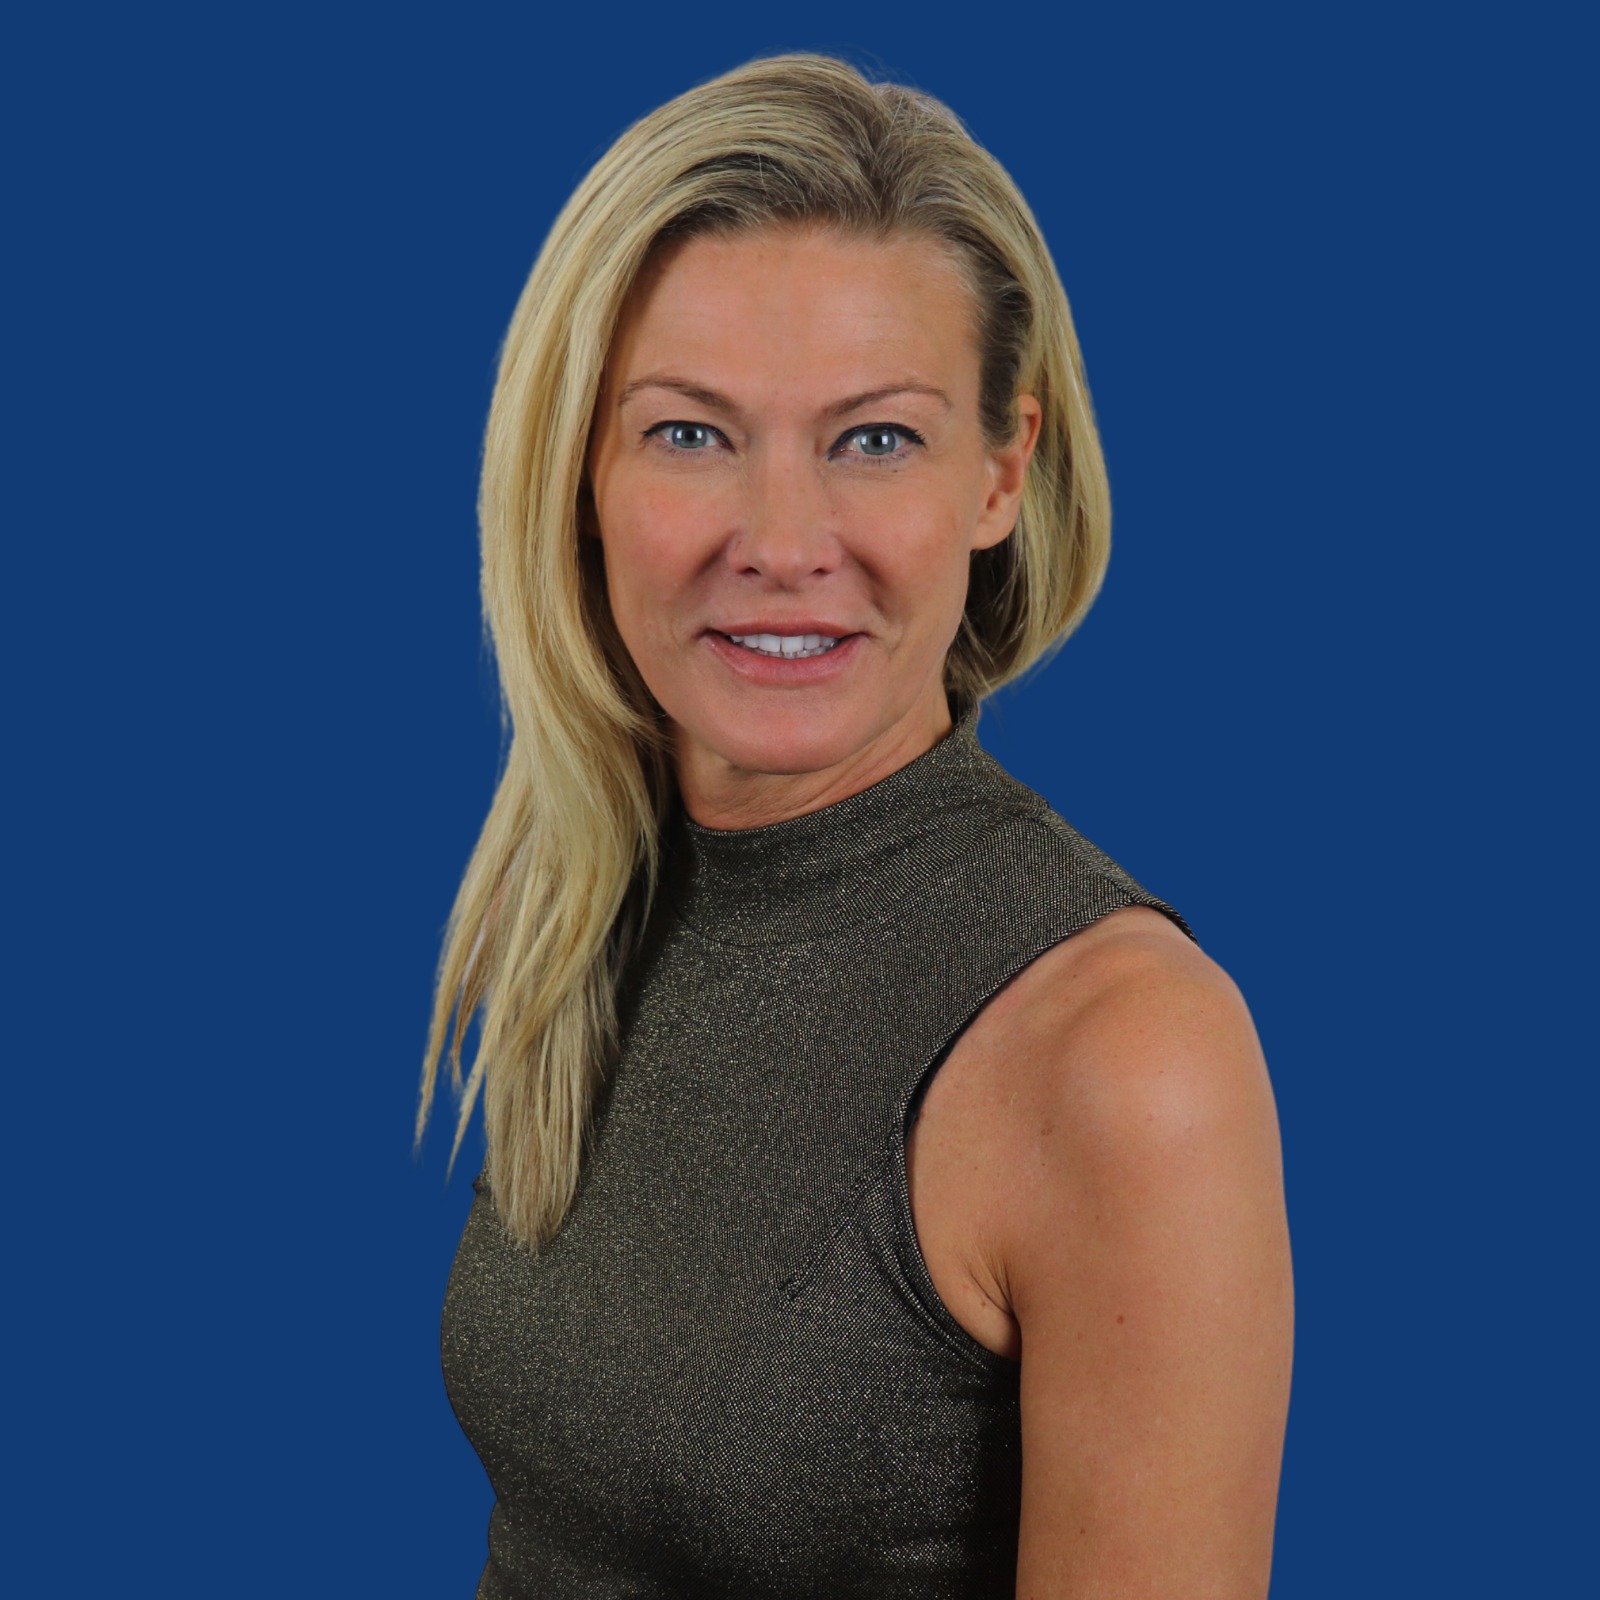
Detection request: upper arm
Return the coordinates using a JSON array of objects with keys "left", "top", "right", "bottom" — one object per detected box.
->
[{"left": 1001, "top": 918, "right": 1293, "bottom": 1598}]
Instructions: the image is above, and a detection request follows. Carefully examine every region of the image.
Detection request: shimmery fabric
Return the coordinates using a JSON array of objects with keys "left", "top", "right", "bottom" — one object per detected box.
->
[{"left": 442, "top": 704, "right": 1193, "bottom": 1598}]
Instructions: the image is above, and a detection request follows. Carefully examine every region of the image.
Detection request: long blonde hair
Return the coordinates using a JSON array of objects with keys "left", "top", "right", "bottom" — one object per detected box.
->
[{"left": 415, "top": 52, "right": 1115, "bottom": 1252}]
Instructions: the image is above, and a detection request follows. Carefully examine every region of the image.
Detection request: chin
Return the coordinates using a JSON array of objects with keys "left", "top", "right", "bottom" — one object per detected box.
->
[
  {"left": 680, "top": 695, "right": 884, "bottom": 780},
  {"left": 716, "top": 720, "right": 866, "bottom": 779}
]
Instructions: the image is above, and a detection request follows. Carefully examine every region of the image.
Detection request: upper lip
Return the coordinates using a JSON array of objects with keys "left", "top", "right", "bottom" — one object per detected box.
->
[{"left": 708, "top": 621, "right": 859, "bottom": 637}]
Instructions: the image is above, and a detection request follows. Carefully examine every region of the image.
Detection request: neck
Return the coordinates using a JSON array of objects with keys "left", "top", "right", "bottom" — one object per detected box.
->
[{"left": 661, "top": 697, "right": 1001, "bottom": 948}]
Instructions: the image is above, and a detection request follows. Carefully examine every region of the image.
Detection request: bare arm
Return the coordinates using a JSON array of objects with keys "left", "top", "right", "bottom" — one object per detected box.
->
[{"left": 1002, "top": 914, "right": 1293, "bottom": 1598}]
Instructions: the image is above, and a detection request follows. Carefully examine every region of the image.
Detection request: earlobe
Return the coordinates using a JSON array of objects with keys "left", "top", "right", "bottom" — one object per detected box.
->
[
  {"left": 972, "top": 396, "right": 1042, "bottom": 551},
  {"left": 971, "top": 479, "right": 1020, "bottom": 553}
]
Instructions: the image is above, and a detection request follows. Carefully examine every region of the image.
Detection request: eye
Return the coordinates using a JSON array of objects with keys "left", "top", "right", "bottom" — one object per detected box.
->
[
  {"left": 837, "top": 424, "right": 925, "bottom": 464},
  {"left": 643, "top": 421, "right": 726, "bottom": 454}
]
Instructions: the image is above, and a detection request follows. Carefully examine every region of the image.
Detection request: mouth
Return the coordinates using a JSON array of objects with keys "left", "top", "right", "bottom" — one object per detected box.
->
[
  {"left": 701, "top": 627, "right": 866, "bottom": 683},
  {"left": 715, "top": 631, "right": 848, "bottom": 661}
]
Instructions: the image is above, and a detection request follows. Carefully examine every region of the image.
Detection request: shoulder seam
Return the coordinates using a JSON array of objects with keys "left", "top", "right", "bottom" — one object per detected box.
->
[{"left": 1003, "top": 812, "right": 1196, "bottom": 943}]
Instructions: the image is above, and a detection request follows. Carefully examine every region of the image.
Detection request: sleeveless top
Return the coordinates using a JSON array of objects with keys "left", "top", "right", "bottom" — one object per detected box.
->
[{"left": 441, "top": 704, "right": 1194, "bottom": 1598}]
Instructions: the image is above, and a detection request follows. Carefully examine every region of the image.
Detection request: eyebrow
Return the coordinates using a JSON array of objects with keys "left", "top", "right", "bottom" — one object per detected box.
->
[{"left": 616, "top": 374, "right": 954, "bottom": 421}]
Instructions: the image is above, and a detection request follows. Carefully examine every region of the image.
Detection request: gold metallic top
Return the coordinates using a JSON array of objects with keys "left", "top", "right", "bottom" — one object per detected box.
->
[{"left": 442, "top": 703, "right": 1192, "bottom": 1597}]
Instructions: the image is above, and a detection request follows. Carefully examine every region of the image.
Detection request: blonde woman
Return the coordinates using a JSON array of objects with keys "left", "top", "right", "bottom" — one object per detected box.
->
[{"left": 420, "top": 52, "right": 1292, "bottom": 1599}]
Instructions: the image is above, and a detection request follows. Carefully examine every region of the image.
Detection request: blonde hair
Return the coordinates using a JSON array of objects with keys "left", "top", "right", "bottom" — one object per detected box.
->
[{"left": 415, "top": 52, "right": 1114, "bottom": 1251}]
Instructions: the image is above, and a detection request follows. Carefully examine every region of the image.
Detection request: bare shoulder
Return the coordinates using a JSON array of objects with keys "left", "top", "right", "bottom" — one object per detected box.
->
[
  {"left": 977, "top": 905, "right": 1292, "bottom": 1596},
  {"left": 982, "top": 905, "right": 1284, "bottom": 1308},
  {"left": 1007, "top": 900, "right": 1245, "bottom": 1032},
  {"left": 983, "top": 905, "right": 1272, "bottom": 1179}
]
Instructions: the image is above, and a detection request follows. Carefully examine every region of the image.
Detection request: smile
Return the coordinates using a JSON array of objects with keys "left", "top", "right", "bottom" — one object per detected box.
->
[
  {"left": 704, "top": 629, "right": 864, "bottom": 683},
  {"left": 726, "top": 633, "right": 841, "bottom": 660}
]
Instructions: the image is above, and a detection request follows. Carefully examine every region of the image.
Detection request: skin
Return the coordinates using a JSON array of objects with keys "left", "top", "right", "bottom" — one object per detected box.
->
[
  {"left": 584, "top": 223, "right": 1038, "bottom": 829},
  {"left": 585, "top": 223, "right": 1293, "bottom": 1597},
  {"left": 907, "top": 911, "right": 1293, "bottom": 1598}
]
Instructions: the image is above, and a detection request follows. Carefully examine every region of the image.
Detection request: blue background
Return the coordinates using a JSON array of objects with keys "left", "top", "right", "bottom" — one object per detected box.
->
[{"left": 8, "top": 2, "right": 1591, "bottom": 1592}]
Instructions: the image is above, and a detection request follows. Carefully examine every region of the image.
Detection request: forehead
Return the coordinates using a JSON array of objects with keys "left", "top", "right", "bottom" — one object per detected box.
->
[{"left": 605, "top": 225, "right": 980, "bottom": 403}]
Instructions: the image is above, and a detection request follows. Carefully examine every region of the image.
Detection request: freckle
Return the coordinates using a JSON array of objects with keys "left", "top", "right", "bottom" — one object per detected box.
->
[{"left": 1117, "top": 1314, "right": 1125, "bottom": 1324}]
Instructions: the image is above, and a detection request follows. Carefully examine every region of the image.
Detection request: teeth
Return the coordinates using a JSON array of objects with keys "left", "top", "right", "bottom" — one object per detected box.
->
[{"left": 728, "top": 632, "right": 841, "bottom": 660}]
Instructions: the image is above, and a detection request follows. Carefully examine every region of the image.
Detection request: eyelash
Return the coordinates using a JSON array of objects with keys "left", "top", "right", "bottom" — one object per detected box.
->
[{"left": 640, "top": 421, "right": 926, "bottom": 466}]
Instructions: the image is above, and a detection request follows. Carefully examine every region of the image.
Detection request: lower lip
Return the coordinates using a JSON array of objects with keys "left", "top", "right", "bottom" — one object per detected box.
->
[{"left": 703, "top": 631, "right": 865, "bottom": 686}]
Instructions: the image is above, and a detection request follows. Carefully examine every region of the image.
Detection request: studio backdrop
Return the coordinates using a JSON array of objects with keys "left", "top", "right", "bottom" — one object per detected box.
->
[{"left": 7, "top": 3, "right": 1590, "bottom": 1594}]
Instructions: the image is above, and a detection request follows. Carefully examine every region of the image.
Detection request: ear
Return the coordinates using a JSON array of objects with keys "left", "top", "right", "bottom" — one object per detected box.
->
[{"left": 970, "top": 394, "right": 1043, "bottom": 552}]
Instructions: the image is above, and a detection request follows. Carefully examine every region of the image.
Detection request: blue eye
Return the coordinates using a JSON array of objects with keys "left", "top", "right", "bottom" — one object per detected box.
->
[
  {"left": 661, "top": 422, "right": 716, "bottom": 450},
  {"left": 854, "top": 427, "right": 902, "bottom": 456},
  {"left": 643, "top": 419, "right": 924, "bottom": 462},
  {"left": 842, "top": 424, "right": 924, "bottom": 463}
]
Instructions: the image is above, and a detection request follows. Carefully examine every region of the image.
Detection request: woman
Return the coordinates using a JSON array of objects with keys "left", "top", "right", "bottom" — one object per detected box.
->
[{"left": 419, "top": 52, "right": 1292, "bottom": 1599}]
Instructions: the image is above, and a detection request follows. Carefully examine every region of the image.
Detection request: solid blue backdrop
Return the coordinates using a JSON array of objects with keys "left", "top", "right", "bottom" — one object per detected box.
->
[{"left": 7, "top": 2, "right": 1591, "bottom": 1593}]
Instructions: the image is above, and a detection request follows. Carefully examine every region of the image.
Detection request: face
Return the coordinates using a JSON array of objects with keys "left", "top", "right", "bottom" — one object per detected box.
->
[{"left": 584, "top": 224, "right": 1040, "bottom": 827}]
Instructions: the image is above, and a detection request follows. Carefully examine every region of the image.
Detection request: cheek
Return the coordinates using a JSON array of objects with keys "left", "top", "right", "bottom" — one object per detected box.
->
[
  {"left": 875, "top": 500, "right": 978, "bottom": 619},
  {"left": 599, "top": 484, "right": 708, "bottom": 639}
]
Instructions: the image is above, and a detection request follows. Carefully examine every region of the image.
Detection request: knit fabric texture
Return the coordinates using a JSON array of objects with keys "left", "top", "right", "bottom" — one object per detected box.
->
[{"left": 441, "top": 703, "right": 1194, "bottom": 1597}]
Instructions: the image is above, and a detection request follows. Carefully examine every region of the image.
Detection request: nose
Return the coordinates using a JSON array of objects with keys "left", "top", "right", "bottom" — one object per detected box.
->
[{"left": 724, "top": 447, "right": 845, "bottom": 584}]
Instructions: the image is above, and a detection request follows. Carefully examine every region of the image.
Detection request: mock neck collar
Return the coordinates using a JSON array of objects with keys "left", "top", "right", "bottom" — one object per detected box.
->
[{"left": 661, "top": 702, "right": 1037, "bottom": 948}]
